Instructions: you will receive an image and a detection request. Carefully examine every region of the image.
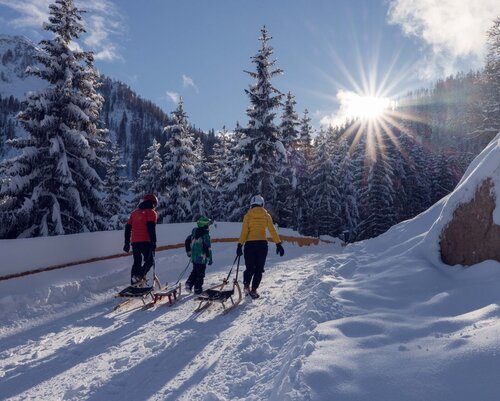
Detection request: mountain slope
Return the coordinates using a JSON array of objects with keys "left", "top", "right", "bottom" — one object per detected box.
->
[{"left": 0, "top": 35, "right": 173, "bottom": 176}]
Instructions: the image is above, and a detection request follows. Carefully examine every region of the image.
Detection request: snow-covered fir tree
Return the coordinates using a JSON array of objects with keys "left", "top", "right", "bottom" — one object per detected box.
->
[
  {"left": 310, "top": 139, "right": 342, "bottom": 237},
  {"left": 292, "top": 109, "right": 316, "bottom": 235},
  {"left": 191, "top": 138, "right": 213, "bottom": 220},
  {"left": 280, "top": 92, "right": 300, "bottom": 154},
  {"left": 276, "top": 91, "right": 300, "bottom": 227},
  {"left": 0, "top": 0, "right": 108, "bottom": 238},
  {"left": 430, "top": 151, "right": 457, "bottom": 205},
  {"left": 393, "top": 134, "right": 431, "bottom": 221},
  {"left": 480, "top": 17, "right": 500, "bottom": 141},
  {"left": 158, "top": 99, "right": 196, "bottom": 223},
  {"left": 298, "top": 109, "right": 315, "bottom": 164},
  {"left": 131, "top": 138, "right": 163, "bottom": 202},
  {"left": 104, "top": 143, "right": 129, "bottom": 229},
  {"left": 337, "top": 139, "right": 359, "bottom": 242},
  {"left": 209, "top": 126, "right": 232, "bottom": 220},
  {"left": 230, "top": 26, "right": 285, "bottom": 220},
  {"left": 357, "top": 141, "right": 396, "bottom": 240},
  {"left": 220, "top": 122, "right": 248, "bottom": 221}
]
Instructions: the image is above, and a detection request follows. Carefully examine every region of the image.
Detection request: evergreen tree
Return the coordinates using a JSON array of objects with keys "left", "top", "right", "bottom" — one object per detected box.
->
[
  {"left": 394, "top": 134, "right": 431, "bottom": 220},
  {"left": 310, "top": 140, "right": 342, "bottom": 237},
  {"left": 430, "top": 151, "right": 457, "bottom": 204},
  {"left": 230, "top": 26, "right": 285, "bottom": 220},
  {"left": 298, "top": 109, "right": 315, "bottom": 163},
  {"left": 276, "top": 91, "right": 300, "bottom": 227},
  {"left": 158, "top": 99, "right": 196, "bottom": 223},
  {"left": 104, "top": 143, "right": 129, "bottom": 229},
  {"left": 221, "top": 122, "right": 247, "bottom": 221},
  {"left": 337, "top": 140, "right": 359, "bottom": 242},
  {"left": 191, "top": 138, "right": 213, "bottom": 220},
  {"left": 479, "top": 17, "right": 500, "bottom": 143},
  {"left": 0, "top": 0, "right": 108, "bottom": 238},
  {"left": 279, "top": 92, "right": 300, "bottom": 153},
  {"left": 357, "top": 141, "right": 396, "bottom": 240},
  {"left": 293, "top": 109, "right": 315, "bottom": 235},
  {"left": 209, "top": 126, "right": 232, "bottom": 220},
  {"left": 294, "top": 159, "right": 314, "bottom": 235},
  {"left": 131, "top": 138, "right": 163, "bottom": 202}
]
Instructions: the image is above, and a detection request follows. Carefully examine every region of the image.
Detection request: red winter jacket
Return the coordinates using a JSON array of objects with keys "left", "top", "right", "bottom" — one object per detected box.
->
[{"left": 124, "top": 200, "right": 158, "bottom": 245}]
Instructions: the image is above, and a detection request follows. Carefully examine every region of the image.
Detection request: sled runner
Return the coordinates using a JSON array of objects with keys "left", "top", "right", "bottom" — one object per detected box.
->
[
  {"left": 194, "top": 255, "right": 242, "bottom": 315},
  {"left": 114, "top": 256, "right": 162, "bottom": 311},
  {"left": 146, "top": 259, "right": 192, "bottom": 307}
]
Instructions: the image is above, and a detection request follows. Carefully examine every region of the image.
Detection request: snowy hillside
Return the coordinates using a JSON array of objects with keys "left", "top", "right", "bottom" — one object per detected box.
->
[
  {"left": 0, "top": 34, "right": 44, "bottom": 100},
  {"left": 0, "top": 34, "right": 174, "bottom": 177}
]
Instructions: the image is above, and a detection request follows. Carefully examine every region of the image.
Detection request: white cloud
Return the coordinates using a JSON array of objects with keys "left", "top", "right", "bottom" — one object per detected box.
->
[
  {"left": 0, "top": 0, "right": 49, "bottom": 28},
  {"left": 166, "top": 91, "right": 180, "bottom": 105},
  {"left": 320, "top": 90, "right": 393, "bottom": 127},
  {"left": 0, "top": 0, "right": 124, "bottom": 61},
  {"left": 320, "top": 90, "right": 362, "bottom": 127},
  {"left": 388, "top": 0, "right": 500, "bottom": 77},
  {"left": 182, "top": 74, "right": 199, "bottom": 92}
]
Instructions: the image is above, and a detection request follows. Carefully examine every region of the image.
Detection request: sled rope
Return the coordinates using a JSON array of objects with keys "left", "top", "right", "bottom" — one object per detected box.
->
[{"left": 174, "top": 260, "right": 191, "bottom": 286}]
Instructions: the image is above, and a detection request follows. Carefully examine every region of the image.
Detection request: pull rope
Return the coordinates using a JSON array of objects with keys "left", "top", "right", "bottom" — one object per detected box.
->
[
  {"left": 174, "top": 259, "right": 192, "bottom": 285},
  {"left": 234, "top": 255, "right": 241, "bottom": 282},
  {"left": 224, "top": 255, "right": 240, "bottom": 283}
]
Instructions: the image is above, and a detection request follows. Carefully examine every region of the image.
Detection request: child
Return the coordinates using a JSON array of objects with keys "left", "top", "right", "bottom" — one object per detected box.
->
[
  {"left": 184, "top": 216, "right": 213, "bottom": 294},
  {"left": 123, "top": 193, "right": 158, "bottom": 285}
]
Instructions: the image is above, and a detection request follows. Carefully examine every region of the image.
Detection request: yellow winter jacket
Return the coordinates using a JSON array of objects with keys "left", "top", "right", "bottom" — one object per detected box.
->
[{"left": 238, "top": 207, "right": 281, "bottom": 244}]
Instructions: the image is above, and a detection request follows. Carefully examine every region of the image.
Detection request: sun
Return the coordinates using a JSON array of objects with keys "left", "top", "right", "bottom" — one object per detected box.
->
[{"left": 346, "top": 94, "right": 392, "bottom": 120}]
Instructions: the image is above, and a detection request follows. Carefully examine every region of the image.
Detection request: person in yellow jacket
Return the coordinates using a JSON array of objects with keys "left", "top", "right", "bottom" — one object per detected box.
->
[{"left": 236, "top": 195, "right": 285, "bottom": 299}]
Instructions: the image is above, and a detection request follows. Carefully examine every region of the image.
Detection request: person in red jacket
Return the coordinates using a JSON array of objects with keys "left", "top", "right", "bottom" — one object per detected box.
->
[{"left": 123, "top": 194, "right": 158, "bottom": 285}]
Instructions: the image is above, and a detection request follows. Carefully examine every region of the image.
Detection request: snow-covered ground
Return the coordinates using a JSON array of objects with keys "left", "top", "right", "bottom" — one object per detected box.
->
[
  {"left": 1, "top": 218, "right": 499, "bottom": 401},
  {"left": 1, "top": 135, "right": 499, "bottom": 401}
]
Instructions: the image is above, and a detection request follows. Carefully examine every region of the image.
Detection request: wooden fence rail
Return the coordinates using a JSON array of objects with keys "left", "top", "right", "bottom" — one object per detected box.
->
[{"left": 0, "top": 235, "right": 327, "bottom": 281}]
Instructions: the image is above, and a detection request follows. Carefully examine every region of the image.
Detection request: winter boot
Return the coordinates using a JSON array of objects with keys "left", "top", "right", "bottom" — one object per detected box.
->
[
  {"left": 131, "top": 276, "right": 146, "bottom": 287},
  {"left": 249, "top": 289, "right": 260, "bottom": 299},
  {"left": 244, "top": 284, "right": 250, "bottom": 296},
  {"left": 185, "top": 281, "right": 193, "bottom": 292},
  {"left": 194, "top": 287, "right": 203, "bottom": 295}
]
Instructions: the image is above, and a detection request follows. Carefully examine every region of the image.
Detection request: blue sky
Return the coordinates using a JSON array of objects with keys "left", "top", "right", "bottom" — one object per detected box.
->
[{"left": 1, "top": 0, "right": 499, "bottom": 131}]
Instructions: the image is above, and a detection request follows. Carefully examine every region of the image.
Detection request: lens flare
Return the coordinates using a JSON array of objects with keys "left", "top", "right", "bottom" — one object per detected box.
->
[
  {"left": 312, "top": 31, "right": 423, "bottom": 166},
  {"left": 346, "top": 94, "right": 392, "bottom": 120}
]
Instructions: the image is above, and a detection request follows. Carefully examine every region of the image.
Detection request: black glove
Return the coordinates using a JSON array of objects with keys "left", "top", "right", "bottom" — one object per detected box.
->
[
  {"left": 123, "top": 244, "right": 130, "bottom": 253},
  {"left": 236, "top": 243, "right": 243, "bottom": 256},
  {"left": 276, "top": 242, "right": 284, "bottom": 257},
  {"left": 152, "top": 242, "right": 157, "bottom": 251}
]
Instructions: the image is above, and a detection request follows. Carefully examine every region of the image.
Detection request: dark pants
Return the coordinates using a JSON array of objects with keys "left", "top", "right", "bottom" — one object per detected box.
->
[
  {"left": 243, "top": 240, "right": 268, "bottom": 290},
  {"left": 131, "top": 242, "right": 154, "bottom": 283},
  {"left": 186, "top": 263, "right": 207, "bottom": 291}
]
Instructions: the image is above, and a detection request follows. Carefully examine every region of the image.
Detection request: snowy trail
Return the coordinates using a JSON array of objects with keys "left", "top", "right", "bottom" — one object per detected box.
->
[{"left": 0, "top": 244, "right": 341, "bottom": 401}]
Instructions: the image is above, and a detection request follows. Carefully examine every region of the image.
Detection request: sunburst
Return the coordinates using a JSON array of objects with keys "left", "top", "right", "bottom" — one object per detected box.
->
[{"left": 313, "top": 37, "right": 427, "bottom": 165}]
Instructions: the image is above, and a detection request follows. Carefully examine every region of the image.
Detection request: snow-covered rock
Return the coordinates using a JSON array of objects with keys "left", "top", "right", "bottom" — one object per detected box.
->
[{"left": 435, "top": 133, "right": 500, "bottom": 265}]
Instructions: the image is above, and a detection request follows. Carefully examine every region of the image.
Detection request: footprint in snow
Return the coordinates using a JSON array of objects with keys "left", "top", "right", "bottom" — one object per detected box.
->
[{"left": 113, "top": 357, "right": 130, "bottom": 369}]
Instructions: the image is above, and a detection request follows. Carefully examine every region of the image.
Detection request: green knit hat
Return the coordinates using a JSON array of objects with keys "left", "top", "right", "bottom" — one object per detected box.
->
[{"left": 197, "top": 216, "right": 213, "bottom": 228}]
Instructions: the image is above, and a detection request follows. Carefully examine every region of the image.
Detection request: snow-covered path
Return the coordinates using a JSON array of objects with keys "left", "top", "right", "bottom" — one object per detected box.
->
[{"left": 0, "top": 243, "right": 341, "bottom": 401}]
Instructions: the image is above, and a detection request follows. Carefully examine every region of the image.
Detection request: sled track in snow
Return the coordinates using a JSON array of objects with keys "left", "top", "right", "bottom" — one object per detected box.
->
[{"left": 0, "top": 251, "right": 345, "bottom": 401}]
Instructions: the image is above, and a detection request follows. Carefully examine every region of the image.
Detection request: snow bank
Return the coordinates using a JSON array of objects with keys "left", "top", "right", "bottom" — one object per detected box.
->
[
  {"left": 421, "top": 132, "right": 500, "bottom": 264},
  {"left": 346, "top": 132, "right": 500, "bottom": 267},
  {"left": 0, "top": 222, "right": 307, "bottom": 277},
  {"left": 300, "top": 134, "right": 500, "bottom": 401}
]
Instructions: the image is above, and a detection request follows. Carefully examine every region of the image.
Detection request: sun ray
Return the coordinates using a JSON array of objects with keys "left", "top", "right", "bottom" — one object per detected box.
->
[{"left": 314, "top": 27, "right": 434, "bottom": 167}]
